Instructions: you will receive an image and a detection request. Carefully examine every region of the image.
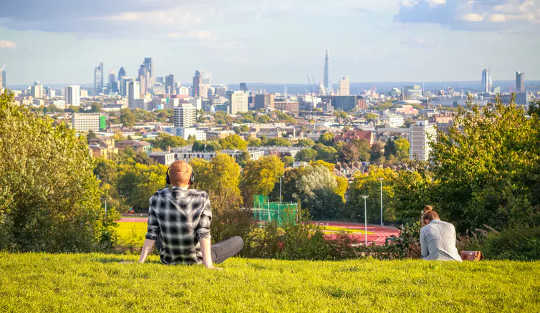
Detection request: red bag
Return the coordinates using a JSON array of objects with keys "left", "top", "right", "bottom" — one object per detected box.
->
[{"left": 460, "top": 250, "right": 483, "bottom": 261}]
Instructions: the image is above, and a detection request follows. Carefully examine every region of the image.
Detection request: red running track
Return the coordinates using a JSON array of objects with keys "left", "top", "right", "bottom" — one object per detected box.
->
[{"left": 117, "top": 218, "right": 400, "bottom": 246}]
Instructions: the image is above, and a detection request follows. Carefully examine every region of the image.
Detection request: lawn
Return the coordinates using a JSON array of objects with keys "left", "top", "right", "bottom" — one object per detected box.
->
[
  {"left": 116, "top": 221, "right": 147, "bottom": 248},
  {"left": 1, "top": 253, "right": 538, "bottom": 312}
]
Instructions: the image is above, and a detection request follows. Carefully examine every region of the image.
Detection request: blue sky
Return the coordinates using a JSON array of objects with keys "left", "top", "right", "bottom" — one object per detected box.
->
[{"left": 0, "top": 0, "right": 539, "bottom": 85}]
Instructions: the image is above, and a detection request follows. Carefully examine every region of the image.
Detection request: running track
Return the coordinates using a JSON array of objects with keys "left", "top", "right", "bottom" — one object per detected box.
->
[{"left": 117, "top": 217, "right": 400, "bottom": 246}]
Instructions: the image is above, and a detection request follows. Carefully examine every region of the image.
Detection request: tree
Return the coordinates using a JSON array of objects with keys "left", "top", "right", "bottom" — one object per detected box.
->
[
  {"left": 0, "top": 92, "right": 112, "bottom": 252},
  {"left": 116, "top": 163, "right": 167, "bottom": 211},
  {"left": 219, "top": 134, "right": 248, "bottom": 151},
  {"left": 240, "top": 155, "right": 285, "bottom": 206},
  {"left": 262, "top": 137, "right": 291, "bottom": 147},
  {"left": 344, "top": 166, "right": 398, "bottom": 224},
  {"left": 247, "top": 137, "right": 262, "bottom": 147},
  {"left": 120, "top": 109, "right": 135, "bottom": 128},
  {"left": 295, "top": 148, "right": 317, "bottom": 162},
  {"left": 296, "top": 165, "right": 342, "bottom": 220},
  {"left": 394, "top": 138, "right": 410, "bottom": 160},
  {"left": 319, "top": 132, "right": 334, "bottom": 146},
  {"left": 152, "top": 134, "right": 188, "bottom": 151},
  {"left": 295, "top": 138, "right": 315, "bottom": 147},
  {"left": 87, "top": 130, "right": 97, "bottom": 141},
  {"left": 190, "top": 154, "right": 250, "bottom": 242},
  {"left": 282, "top": 155, "right": 294, "bottom": 167},
  {"left": 313, "top": 143, "right": 337, "bottom": 163},
  {"left": 370, "top": 142, "right": 385, "bottom": 164},
  {"left": 431, "top": 100, "right": 540, "bottom": 232},
  {"left": 89, "top": 102, "right": 102, "bottom": 113}
]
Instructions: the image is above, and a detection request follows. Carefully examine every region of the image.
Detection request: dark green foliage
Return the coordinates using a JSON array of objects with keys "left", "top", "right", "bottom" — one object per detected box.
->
[
  {"left": 479, "top": 227, "right": 540, "bottom": 261},
  {"left": 152, "top": 134, "right": 188, "bottom": 150},
  {"left": 0, "top": 92, "right": 115, "bottom": 252},
  {"left": 295, "top": 148, "right": 317, "bottom": 162}
]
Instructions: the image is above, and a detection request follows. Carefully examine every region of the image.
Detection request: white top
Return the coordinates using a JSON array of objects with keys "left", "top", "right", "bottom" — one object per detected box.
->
[{"left": 420, "top": 220, "right": 462, "bottom": 261}]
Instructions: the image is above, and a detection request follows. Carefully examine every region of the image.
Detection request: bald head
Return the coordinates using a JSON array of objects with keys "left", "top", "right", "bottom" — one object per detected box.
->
[{"left": 168, "top": 160, "right": 193, "bottom": 187}]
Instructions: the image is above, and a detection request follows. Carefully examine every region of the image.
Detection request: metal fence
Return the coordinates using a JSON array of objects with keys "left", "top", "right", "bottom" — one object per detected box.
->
[{"left": 252, "top": 194, "right": 298, "bottom": 226}]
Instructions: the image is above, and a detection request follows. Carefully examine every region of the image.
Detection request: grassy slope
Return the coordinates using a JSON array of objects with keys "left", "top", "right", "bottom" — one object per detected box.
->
[{"left": 1, "top": 253, "right": 538, "bottom": 313}]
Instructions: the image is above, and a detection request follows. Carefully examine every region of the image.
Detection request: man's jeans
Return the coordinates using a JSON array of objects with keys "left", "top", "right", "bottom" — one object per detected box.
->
[{"left": 212, "top": 236, "right": 244, "bottom": 264}]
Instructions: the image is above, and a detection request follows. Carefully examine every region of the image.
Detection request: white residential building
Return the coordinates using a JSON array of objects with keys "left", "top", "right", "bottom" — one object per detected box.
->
[
  {"left": 228, "top": 91, "right": 248, "bottom": 115},
  {"left": 72, "top": 113, "right": 100, "bottom": 132},
  {"left": 409, "top": 120, "right": 436, "bottom": 161},
  {"left": 339, "top": 76, "right": 350, "bottom": 96},
  {"left": 65, "top": 85, "right": 80, "bottom": 107},
  {"left": 173, "top": 103, "right": 196, "bottom": 128}
]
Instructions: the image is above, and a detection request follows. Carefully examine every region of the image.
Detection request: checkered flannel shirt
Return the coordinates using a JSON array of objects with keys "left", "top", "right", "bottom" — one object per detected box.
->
[{"left": 145, "top": 186, "right": 212, "bottom": 265}]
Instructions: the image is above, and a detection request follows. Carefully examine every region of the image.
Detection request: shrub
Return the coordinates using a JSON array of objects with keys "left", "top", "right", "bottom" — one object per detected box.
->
[
  {"left": 480, "top": 227, "right": 540, "bottom": 261},
  {"left": 0, "top": 92, "right": 115, "bottom": 252}
]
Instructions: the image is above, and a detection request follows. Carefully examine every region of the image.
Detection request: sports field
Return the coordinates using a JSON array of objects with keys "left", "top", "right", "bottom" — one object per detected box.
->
[
  {"left": 116, "top": 218, "right": 400, "bottom": 247},
  {"left": 0, "top": 253, "right": 538, "bottom": 312}
]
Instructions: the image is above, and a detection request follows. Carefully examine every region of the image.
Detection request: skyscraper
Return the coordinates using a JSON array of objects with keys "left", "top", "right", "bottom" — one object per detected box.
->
[
  {"left": 192, "top": 70, "right": 201, "bottom": 97},
  {"left": 94, "top": 62, "right": 104, "bottom": 95},
  {"left": 118, "top": 67, "right": 126, "bottom": 80},
  {"left": 339, "top": 76, "right": 350, "bottom": 96},
  {"left": 128, "top": 80, "right": 140, "bottom": 108},
  {"left": 138, "top": 64, "right": 147, "bottom": 96},
  {"left": 0, "top": 65, "right": 6, "bottom": 90},
  {"left": 165, "top": 74, "right": 175, "bottom": 95},
  {"left": 108, "top": 72, "right": 116, "bottom": 94},
  {"left": 143, "top": 57, "right": 152, "bottom": 80},
  {"left": 516, "top": 72, "right": 525, "bottom": 93},
  {"left": 65, "top": 85, "right": 81, "bottom": 107},
  {"left": 239, "top": 82, "right": 248, "bottom": 92},
  {"left": 31, "top": 81, "right": 43, "bottom": 99},
  {"left": 173, "top": 103, "right": 196, "bottom": 128},
  {"left": 481, "top": 68, "right": 492, "bottom": 93},
  {"left": 323, "top": 49, "right": 329, "bottom": 92}
]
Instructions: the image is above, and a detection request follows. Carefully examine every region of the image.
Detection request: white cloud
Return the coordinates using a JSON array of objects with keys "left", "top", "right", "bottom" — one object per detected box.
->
[
  {"left": 461, "top": 13, "right": 484, "bottom": 22},
  {"left": 396, "top": 0, "right": 540, "bottom": 30},
  {"left": 0, "top": 40, "right": 16, "bottom": 48}
]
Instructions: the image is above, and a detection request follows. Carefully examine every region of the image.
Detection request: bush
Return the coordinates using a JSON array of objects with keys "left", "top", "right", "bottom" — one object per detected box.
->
[
  {"left": 0, "top": 92, "right": 115, "bottom": 252},
  {"left": 480, "top": 227, "right": 540, "bottom": 261}
]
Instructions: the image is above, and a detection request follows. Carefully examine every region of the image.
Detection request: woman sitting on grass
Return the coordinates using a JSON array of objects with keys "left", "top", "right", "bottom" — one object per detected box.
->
[{"left": 420, "top": 206, "right": 462, "bottom": 261}]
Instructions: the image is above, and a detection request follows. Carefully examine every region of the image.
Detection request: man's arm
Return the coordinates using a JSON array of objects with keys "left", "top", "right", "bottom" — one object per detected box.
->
[
  {"left": 139, "top": 195, "right": 159, "bottom": 264},
  {"left": 138, "top": 239, "right": 155, "bottom": 263},
  {"left": 200, "top": 236, "right": 216, "bottom": 269},
  {"left": 196, "top": 194, "right": 218, "bottom": 269}
]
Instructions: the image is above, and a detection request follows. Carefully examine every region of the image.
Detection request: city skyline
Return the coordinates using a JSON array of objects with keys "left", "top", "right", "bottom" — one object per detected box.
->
[{"left": 1, "top": 1, "right": 539, "bottom": 85}]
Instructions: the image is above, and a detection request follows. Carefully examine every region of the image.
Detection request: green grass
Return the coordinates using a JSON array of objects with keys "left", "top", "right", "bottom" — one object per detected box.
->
[
  {"left": 1, "top": 253, "right": 538, "bottom": 312},
  {"left": 116, "top": 222, "right": 147, "bottom": 248}
]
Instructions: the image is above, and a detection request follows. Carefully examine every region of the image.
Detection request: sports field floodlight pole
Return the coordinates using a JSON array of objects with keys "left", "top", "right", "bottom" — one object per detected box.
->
[
  {"left": 361, "top": 195, "right": 368, "bottom": 246},
  {"left": 279, "top": 176, "right": 282, "bottom": 203},
  {"left": 379, "top": 177, "right": 383, "bottom": 226}
]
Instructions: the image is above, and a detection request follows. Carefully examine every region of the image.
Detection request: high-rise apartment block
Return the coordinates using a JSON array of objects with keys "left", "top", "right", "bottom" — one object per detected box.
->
[
  {"left": 228, "top": 91, "right": 249, "bottom": 114},
  {"left": 516, "top": 72, "right": 525, "bottom": 93},
  {"left": 173, "top": 103, "right": 196, "bottom": 128},
  {"left": 72, "top": 113, "right": 100, "bottom": 132},
  {"left": 481, "top": 68, "right": 492, "bottom": 93},
  {"left": 31, "top": 81, "right": 43, "bottom": 99},
  {"left": 339, "top": 76, "right": 350, "bottom": 96},
  {"left": 128, "top": 80, "right": 140, "bottom": 108},
  {"left": 254, "top": 94, "right": 274, "bottom": 110},
  {"left": 409, "top": 120, "right": 436, "bottom": 161},
  {"left": 65, "top": 85, "right": 80, "bottom": 107},
  {"left": 94, "top": 62, "right": 104, "bottom": 95}
]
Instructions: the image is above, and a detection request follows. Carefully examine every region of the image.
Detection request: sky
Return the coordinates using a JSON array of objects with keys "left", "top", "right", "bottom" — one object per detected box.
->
[{"left": 0, "top": 0, "right": 539, "bottom": 85}]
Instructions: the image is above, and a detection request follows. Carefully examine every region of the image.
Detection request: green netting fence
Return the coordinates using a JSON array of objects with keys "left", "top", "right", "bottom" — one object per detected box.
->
[{"left": 252, "top": 194, "right": 298, "bottom": 226}]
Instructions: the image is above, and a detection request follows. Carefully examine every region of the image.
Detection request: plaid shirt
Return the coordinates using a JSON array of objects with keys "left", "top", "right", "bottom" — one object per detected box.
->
[{"left": 145, "top": 186, "right": 212, "bottom": 265}]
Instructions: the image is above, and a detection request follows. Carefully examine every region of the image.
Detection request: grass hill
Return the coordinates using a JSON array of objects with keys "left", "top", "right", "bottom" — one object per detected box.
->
[{"left": 1, "top": 253, "right": 538, "bottom": 312}]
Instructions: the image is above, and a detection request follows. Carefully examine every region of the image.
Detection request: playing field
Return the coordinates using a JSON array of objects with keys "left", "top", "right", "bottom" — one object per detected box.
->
[
  {"left": 116, "top": 218, "right": 400, "bottom": 247},
  {"left": 0, "top": 253, "right": 538, "bottom": 312}
]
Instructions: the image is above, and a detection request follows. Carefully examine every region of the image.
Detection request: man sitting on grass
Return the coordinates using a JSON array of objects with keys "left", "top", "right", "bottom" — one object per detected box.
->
[
  {"left": 420, "top": 206, "right": 462, "bottom": 261},
  {"left": 138, "top": 160, "right": 243, "bottom": 268}
]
